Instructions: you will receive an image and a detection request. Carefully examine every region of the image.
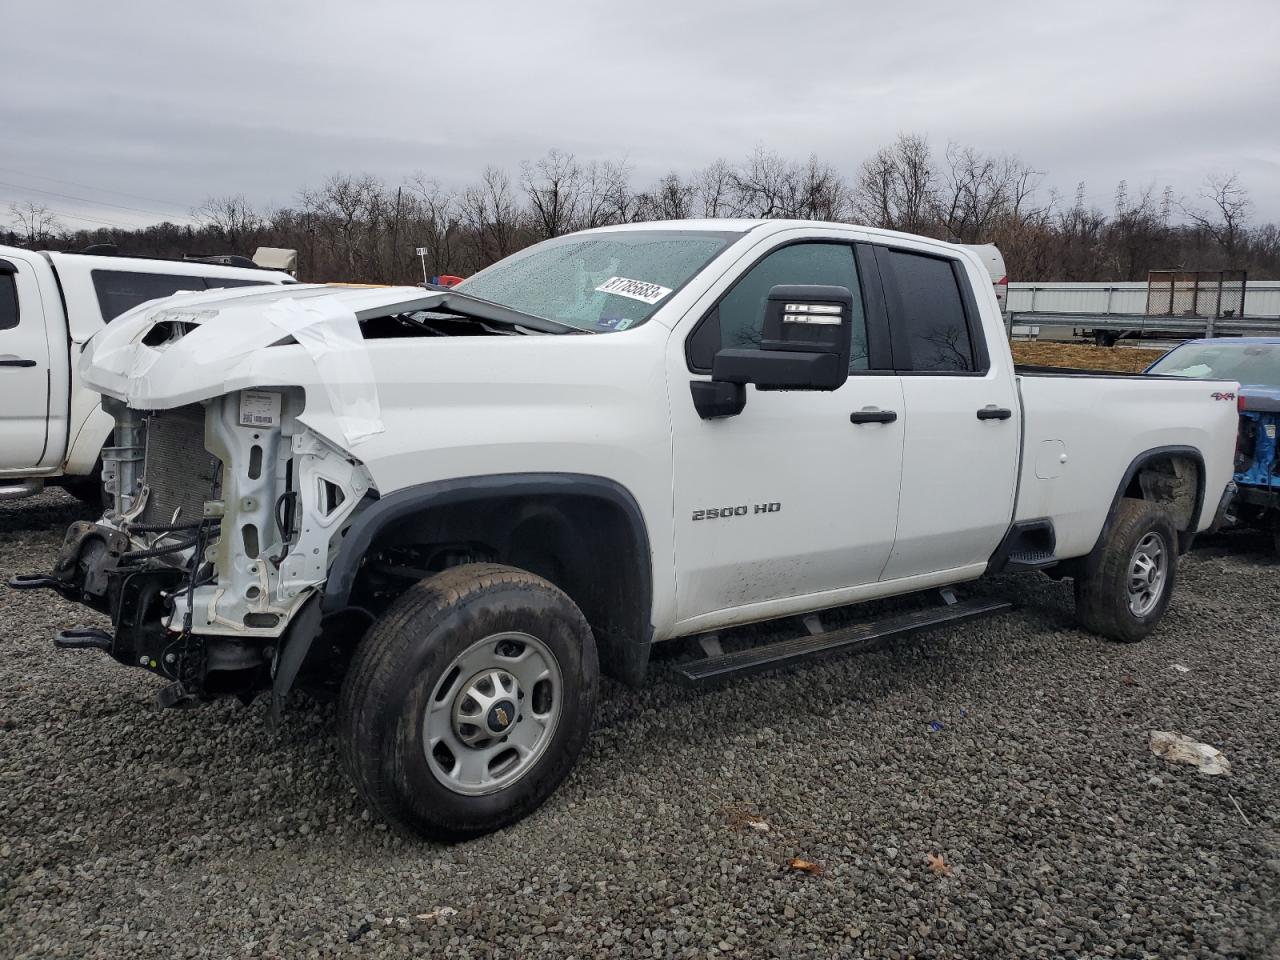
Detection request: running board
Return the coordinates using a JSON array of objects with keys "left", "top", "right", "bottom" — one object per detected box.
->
[{"left": 672, "top": 597, "right": 1013, "bottom": 687}]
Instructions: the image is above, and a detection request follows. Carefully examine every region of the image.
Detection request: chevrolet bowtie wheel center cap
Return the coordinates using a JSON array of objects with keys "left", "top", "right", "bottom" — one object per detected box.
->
[{"left": 453, "top": 670, "right": 520, "bottom": 748}]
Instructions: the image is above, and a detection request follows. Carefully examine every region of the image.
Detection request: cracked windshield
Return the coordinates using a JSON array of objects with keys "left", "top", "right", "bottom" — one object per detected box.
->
[{"left": 456, "top": 230, "right": 735, "bottom": 332}]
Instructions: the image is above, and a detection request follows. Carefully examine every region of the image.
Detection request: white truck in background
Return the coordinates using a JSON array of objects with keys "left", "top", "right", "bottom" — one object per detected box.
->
[
  {"left": 961, "top": 242, "right": 1008, "bottom": 313},
  {"left": 0, "top": 247, "right": 294, "bottom": 504}
]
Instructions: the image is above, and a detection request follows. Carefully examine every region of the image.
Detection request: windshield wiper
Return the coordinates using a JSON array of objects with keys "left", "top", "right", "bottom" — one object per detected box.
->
[{"left": 440, "top": 291, "right": 586, "bottom": 335}]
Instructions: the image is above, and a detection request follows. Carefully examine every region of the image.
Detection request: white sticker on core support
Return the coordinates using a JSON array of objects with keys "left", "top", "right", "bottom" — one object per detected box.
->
[
  {"left": 239, "top": 390, "right": 282, "bottom": 428},
  {"left": 595, "top": 276, "right": 673, "bottom": 305}
]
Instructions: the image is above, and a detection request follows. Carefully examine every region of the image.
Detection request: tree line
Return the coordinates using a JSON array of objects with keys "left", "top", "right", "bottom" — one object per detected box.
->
[{"left": 6, "top": 134, "right": 1278, "bottom": 284}]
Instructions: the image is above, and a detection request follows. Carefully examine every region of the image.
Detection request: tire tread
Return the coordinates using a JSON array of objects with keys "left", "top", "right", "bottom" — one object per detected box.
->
[
  {"left": 337, "top": 563, "right": 595, "bottom": 839},
  {"left": 1074, "top": 498, "right": 1177, "bottom": 643}
]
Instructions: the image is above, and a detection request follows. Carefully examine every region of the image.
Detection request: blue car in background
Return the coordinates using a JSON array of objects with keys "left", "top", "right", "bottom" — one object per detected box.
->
[{"left": 1147, "top": 338, "right": 1280, "bottom": 553}]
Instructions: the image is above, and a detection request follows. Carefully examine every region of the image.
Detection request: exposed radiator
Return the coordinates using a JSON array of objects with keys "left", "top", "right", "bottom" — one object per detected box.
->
[{"left": 138, "top": 405, "right": 222, "bottom": 526}]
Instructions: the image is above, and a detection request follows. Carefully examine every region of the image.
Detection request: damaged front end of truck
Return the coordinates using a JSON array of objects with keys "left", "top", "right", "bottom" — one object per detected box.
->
[{"left": 9, "top": 288, "right": 381, "bottom": 712}]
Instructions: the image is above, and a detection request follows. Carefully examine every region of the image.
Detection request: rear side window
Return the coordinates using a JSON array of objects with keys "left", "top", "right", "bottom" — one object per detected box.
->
[
  {"left": 91, "top": 270, "right": 267, "bottom": 322},
  {"left": 887, "top": 250, "right": 976, "bottom": 372},
  {"left": 706, "top": 242, "right": 868, "bottom": 371},
  {"left": 202, "top": 277, "right": 263, "bottom": 292},
  {"left": 0, "top": 272, "right": 17, "bottom": 331}
]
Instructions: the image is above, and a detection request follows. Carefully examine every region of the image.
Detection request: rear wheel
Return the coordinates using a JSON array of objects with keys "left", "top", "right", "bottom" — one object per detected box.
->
[
  {"left": 337, "top": 563, "right": 598, "bottom": 840},
  {"left": 1074, "top": 498, "right": 1177, "bottom": 642}
]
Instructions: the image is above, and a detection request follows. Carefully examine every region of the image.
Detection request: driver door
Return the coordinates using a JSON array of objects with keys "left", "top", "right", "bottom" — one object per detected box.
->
[
  {"left": 667, "top": 238, "right": 904, "bottom": 630},
  {"left": 0, "top": 256, "right": 53, "bottom": 472}
]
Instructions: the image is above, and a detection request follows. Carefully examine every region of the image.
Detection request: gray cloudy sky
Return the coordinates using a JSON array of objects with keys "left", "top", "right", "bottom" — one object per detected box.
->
[{"left": 3, "top": 0, "right": 1279, "bottom": 230}]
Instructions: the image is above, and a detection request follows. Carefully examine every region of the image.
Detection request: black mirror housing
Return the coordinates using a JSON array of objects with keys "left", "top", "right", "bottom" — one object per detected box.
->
[
  {"left": 712, "top": 284, "right": 854, "bottom": 391},
  {"left": 689, "top": 379, "right": 746, "bottom": 419},
  {"left": 713, "top": 349, "right": 847, "bottom": 390},
  {"left": 760, "top": 283, "right": 853, "bottom": 367}
]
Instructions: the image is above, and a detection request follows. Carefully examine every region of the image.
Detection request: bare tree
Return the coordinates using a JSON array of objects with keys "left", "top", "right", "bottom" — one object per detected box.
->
[
  {"left": 853, "top": 133, "right": 937, "bottom": 234},
  {"left": 633, "top": 171, "right": 695, "bottom": 221},
  {"left": 578, "top": 159, "right": 633, "bottom": 228},
  {"left": 8, "top": 201, "right": 62, "bottom": 246},
  {"left": 1181, "top": 172, "right": 1251, "bottom": 259},
  {"left": 298, "top": 173, "right": 389, "bottom": 280},
  {"left": 1055, "top": 183, "right": 1109, "bottom": 280},
  {"left": 694, "top": 159, "right": 736, "bottom": 218},
  {"left": 1106, "top": 180, "right": 1171, "bottom": 280},
  {"left": 406, "top": 174, "right": 459, "bottom": 278},
  {"left": 521, "top": 150, "right": 582, "bottom": 240},
  {"left": 794, "top": 155, "right": 851, "bottom": 221},
  {"left": 458, "top": 166, "right": 522, "bottom": 269},
  {"left": 193, "top": 194, "right": 262, "bottom": 250},
  {"left": 730, "top": 148, "right": 795, "bottom": 218},
  {"left": 17, "top": 145, "right": 1280, "bottom": 286}
]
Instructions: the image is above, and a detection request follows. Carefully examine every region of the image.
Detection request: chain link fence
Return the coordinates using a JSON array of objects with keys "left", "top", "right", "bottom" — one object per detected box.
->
[{"left": 1146, "top": 270, "right": 1247, "bottom": 318}]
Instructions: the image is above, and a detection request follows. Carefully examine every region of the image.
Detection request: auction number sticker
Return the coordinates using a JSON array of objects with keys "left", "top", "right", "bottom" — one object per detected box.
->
[
  {"left": 595, "top": 276, "right": 673, "bottom": 305},
  {"left": 239, "top": 390, "right": 282, "bottom": 428}
]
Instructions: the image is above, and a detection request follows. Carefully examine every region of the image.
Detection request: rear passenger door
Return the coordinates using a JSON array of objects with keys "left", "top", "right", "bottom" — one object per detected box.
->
[{"left": 874, "top": 244, "right": 1019, "bottom": 580}]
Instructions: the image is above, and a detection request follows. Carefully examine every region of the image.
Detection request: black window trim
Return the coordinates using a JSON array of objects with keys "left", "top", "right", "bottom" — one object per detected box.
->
[
  {"left": 873, "top": 243, "right": 991, "bottom": 376},
  {"left": 0, "top": 259, "right": 19, "bottom": 332},
  {"left": 684, "top": 238, "right": 894, "bottom": 376}
]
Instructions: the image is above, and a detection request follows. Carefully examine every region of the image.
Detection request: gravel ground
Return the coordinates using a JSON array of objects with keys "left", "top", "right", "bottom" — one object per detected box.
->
[{"left": 1, "top": 490, "right": 1277, "bottom": 960}]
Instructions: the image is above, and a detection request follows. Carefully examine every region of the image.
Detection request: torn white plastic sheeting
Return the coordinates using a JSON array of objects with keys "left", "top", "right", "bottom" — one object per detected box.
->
[
  {"left": 263, "top": 296, "right": 384, "bottom": 446},
  {"left": 1148, "top": 730, "right": 1231, "bottom": 776}
]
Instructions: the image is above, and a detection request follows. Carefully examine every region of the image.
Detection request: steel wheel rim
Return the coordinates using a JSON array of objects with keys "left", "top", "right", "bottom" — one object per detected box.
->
[
  {"left": 1127, "top": 531, "right": 1168, "bottom": 617},
  {"left": 424, "top": 631, "right": 563, "bottom": 797}
]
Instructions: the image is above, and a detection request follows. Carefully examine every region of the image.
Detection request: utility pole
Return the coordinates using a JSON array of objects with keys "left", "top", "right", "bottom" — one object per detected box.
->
[{"left": 390, "top": 186, "right": 402, "bottom": 283}]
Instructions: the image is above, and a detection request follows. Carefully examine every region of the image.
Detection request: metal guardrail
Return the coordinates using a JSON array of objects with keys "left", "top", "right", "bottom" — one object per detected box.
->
[{"left": 1008, "top": 312, "right": 1280, "bottom": 338}]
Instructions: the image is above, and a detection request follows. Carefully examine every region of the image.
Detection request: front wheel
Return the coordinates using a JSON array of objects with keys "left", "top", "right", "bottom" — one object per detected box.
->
[
  {"left": 337, "top": 563, "right": 598, "bottom": 840},
  {"left": 1074, "top": 498, "right": 1178, "bottom": 642}
]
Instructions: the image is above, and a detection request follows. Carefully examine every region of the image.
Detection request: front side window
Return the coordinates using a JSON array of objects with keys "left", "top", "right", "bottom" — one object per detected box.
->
[
  {"left": 92, "top": 270, "right": 215, "bottom": 322},
  {"left": 889, "top": 250, "right": 975, "bottom": 372},
  {"left": 456, "top": 230, "right": 737, "bottom": 333},
  {"left": 711, "top": 242, "right": 869, "bottom": 370},
  {"left": 0, "top": 272, "right": 17, "bottom": 331}
]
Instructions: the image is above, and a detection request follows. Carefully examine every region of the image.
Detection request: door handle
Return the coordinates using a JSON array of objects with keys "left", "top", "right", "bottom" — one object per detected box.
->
[
  {"left": 976, "top": 405, "right": 1012, "bottom": 421},
  {"left": 850, "top": 408, "right": 898, "bottom": 424},
  {"left": 0, "top": 355, "right": 37, "bottom": 368}
]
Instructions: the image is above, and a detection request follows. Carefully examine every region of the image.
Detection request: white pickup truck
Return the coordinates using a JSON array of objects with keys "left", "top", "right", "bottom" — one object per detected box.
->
[
  {"left": 12, "top": 219, "right": 1237, "bottom": 840},
  {"left": 0, "top": 245, "right": 293, "bottom": 504}
]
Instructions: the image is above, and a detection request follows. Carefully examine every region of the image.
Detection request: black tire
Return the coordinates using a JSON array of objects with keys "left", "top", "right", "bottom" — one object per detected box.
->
[
  {"left": 1074, "top": 498, "right": 1178, "bottom": 642},
  {"left": 337, "top": 563, "right": 598, "bottom": 840},
  {"left": 61, "top": 472, "right": 109, "bottom": 512}
]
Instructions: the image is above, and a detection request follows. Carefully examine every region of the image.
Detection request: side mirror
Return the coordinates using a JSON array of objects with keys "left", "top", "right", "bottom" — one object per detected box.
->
[
  {"left": 714, "top": 284, "right": 853, "bottom": 391},
  {"left": 689, "top": 285, "right": 854, "bottom": 418}
]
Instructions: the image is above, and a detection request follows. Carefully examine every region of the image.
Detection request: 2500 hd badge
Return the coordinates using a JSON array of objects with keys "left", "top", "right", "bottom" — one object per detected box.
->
[{"left": 692, "top": 502, "right": 782, "bottom": 521}]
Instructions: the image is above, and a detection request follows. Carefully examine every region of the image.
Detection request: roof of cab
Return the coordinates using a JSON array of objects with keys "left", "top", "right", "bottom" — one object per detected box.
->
[{"left": 576, "top": 218, "right": 981, "bottom": 255}]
